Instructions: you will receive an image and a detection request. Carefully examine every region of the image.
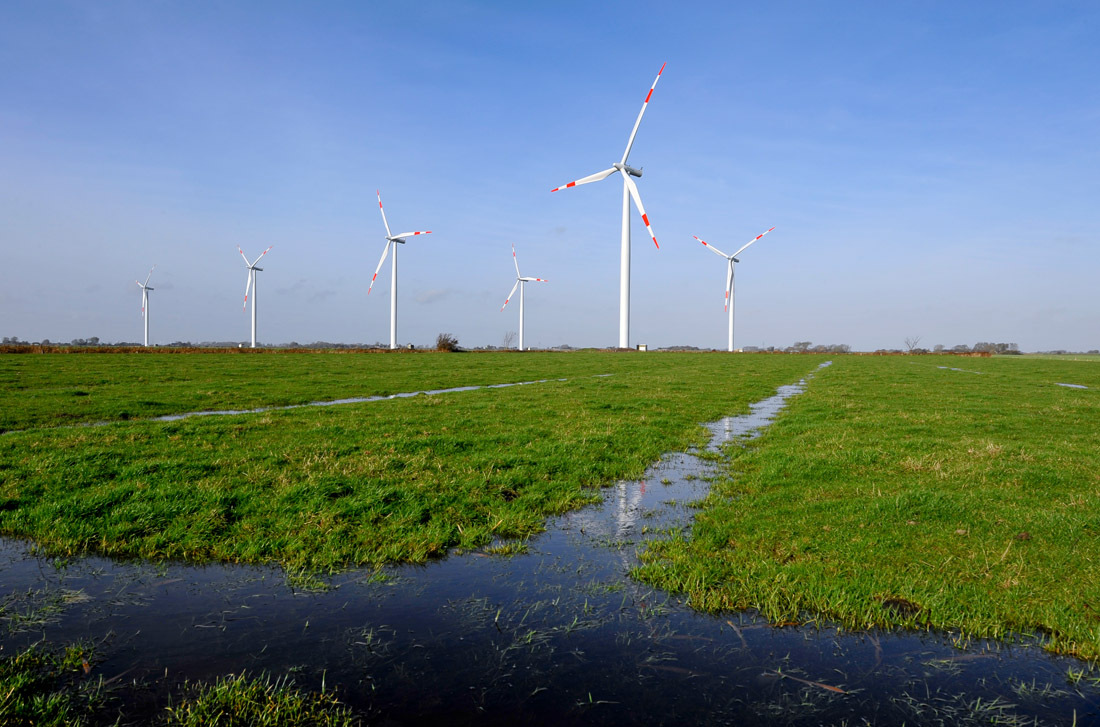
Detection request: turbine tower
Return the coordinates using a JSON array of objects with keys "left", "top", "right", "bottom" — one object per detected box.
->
[
  {"left": 368, "top": 190, "right": 431, "bottom": 350},
  {"left": 552, "top": 63, "right": 665, "bottom": 349},
  {"left": 135, "top": 265, "right": 155, "bottom": 347},
  {"left": 500, "top": 243, "right": 547, "bottom": 351},
  {"left": 239, "top": 246, "right": 272, "bottom": 348},
  {"left": 694, "top": 227, "right": 775, "bottom": 352}
]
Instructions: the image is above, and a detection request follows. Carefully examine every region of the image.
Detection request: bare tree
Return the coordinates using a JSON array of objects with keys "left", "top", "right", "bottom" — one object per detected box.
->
[
  {"left": 502, "top": 331, "right": 516, "bottom": 349},
  {"left": 904, "top": 335, "right": 922, "bottom": 352}
]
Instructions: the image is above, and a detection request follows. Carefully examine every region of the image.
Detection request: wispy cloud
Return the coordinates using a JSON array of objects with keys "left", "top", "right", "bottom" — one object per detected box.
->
[{"left": 416, "top": 288, "right": 451, "bottom": 304}]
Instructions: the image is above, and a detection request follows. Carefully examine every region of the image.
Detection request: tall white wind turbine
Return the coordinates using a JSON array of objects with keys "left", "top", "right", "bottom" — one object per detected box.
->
[
  {"left": 552, "top": 63, "right": 665, "bottom": 349},
  {"left": 238, "top": 246, "right": 272, "bottom": 348},
  {"left": 368, "top": 190, "right": 431, "bottom": 350},
  {"left": 694, "top": 227, "right": 775, "bottom": 352},
  {"left": 135, "top": 265, "right": 155, "bottom": 347},
  {"left": 500, "top": 243, "right": 547, "bottom": 351}
]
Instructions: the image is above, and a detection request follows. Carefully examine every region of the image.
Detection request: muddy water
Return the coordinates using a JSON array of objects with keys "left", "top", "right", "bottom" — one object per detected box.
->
[{"left": 2, "top": 364, "right": 1098, "bottom": 725}]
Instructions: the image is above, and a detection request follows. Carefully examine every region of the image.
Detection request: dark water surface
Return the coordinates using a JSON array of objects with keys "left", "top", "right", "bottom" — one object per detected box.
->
[{"left": 3, "top": 365, "right": 1098, "bottom": 725}]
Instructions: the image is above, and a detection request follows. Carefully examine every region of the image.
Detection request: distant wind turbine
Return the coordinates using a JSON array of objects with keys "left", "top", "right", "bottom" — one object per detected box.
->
[
  {"left": 368, "top": 190, "right": 431, "bottom": 350},
  {"left": 552, "top": 63, "right": 665, "bottom": 349},
  {"left": 499, "top": 243, "right": 547, "bottom": 351},
  {"left": 694, "top": 227, "right": 775, "bottom": 352},
  {"left": 238, "top": 246, "right": 272, "bottom": 348},
  {"left": 135, "top": 265, "right": 155, "bottom": 347}
]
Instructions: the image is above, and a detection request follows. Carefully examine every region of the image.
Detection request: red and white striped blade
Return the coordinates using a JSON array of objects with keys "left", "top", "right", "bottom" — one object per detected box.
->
[
  {"left": 694, "top": 235, "right": 730, "bottom": 259},
  {"left": 551, "top": 167, "right": 616, "bottom": 192},
  {"left": 252, "top": 245, "right": 273, "bottom": 266},
  {"left": 367, "top": 241, "right": 391, "bottom": 296},
  {"left": 500, "top": 280, "right": 520, "bottom": 312},
  {"left": 511, "top": 243, "right": 521, "bottom": 277},
  {"left": 621, "top": 62, "right": 666, "bottom": 165},
  {"left": 725, "top": 262, "right": 734, "bottom": 312},
  {"left": 242, "top": 272, "right": 253, "bottom": 311},
  {"left": 522, "top": 277, "right": 547, "bottom": 283},
  {"left": 376, "top": 190, "right": 393, "bottom": 239},
  {"left": 143, "top": 265, "right": 155, "bottom": 287},
  {"left": 622, "top": 172, "right": 658, "bottom": 249},
  {"left": 238, "top": 246, "right": 250, "bottom": 266},
  {"left": 732, "top": 227, "right": 775, "bottom": 259},
  {"left": 392, "top": 230, "right": 431, "bottom": 239}
]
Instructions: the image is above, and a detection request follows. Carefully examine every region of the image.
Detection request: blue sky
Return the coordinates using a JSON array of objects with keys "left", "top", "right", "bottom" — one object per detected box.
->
[{"left": 1, "top": 1, "right": 1097, "bottom": 350}]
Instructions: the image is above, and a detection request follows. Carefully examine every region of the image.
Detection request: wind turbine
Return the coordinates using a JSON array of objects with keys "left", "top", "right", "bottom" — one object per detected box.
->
[
  {"left": 238, "top": 246, "right": 272, "bottom": 348},
  {"left": 694, "top": 227, "right": 775, "bottom": 352},
  {"left": 552, "top": 63, "right": 665, "bottom": 349},
  {"left": 500, "top": 243, "right": 547, "bottom": 351},
  {"left": 368, "top": 190, "right": 431, "bottom": 350},
  {"left": 135, "top": 265, "right": 155, "bottom": 347}
]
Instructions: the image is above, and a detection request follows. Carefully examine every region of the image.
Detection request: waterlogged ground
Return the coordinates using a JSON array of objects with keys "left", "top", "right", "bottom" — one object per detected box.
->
[{"left": 4, "top": 366, "right": 1100, "bottom": 725}]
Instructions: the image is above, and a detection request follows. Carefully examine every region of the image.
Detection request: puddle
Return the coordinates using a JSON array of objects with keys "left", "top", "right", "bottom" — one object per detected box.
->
[
  {"left": 1056, "top": 383, "right": 1089, "bottom": 389},
  {"left": 936, "top": 365, "right": 983, "bottom": 374},
  {"left": 2, "top": 361, "right": 1098, "bottom": 725}
]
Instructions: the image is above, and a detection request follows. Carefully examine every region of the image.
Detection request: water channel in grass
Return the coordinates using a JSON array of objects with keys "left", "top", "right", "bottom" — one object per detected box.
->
[{"left": 2, "top": 363, "right": 1099, "bottom": 725}]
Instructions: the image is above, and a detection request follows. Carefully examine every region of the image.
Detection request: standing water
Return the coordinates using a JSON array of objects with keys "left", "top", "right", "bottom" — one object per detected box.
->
[{"left": 2, "top": 362, "right": 1097, "bottom": 725}]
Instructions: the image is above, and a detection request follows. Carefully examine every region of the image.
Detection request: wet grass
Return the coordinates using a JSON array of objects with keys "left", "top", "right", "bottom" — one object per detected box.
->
[
  {"left": 0, "top": 643, "right": 358, "bottom": 726},
  {"left": 0, "top": 643, "right": 102, "bottom": 726},
  {"left": 0, "top": 352, "right": 816, "bottom": 570},
  {"left": 163, "top": 672, "right": 358, "bottom": 726},
  {"left": 0, "top": 350, "right": 700, "bottom": 432},
  {"left": 636, "top": 354, "right": 1100, "bottom": 659}
]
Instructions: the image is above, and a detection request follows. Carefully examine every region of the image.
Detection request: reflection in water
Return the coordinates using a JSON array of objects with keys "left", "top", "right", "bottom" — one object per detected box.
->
[{"left": 2, "top": 360, "right": 1097, "bottom": 725}]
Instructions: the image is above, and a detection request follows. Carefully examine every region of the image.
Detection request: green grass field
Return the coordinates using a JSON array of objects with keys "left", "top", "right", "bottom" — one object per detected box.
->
[
  {"left": 635, "top": 354, "right": 1100, "bottom": 659},
  {"left": 2, "top": 351, "right": 1099, "bottom": 659},
  {"left": 0, "top": 352, "right": 814, "bottom": 568}
]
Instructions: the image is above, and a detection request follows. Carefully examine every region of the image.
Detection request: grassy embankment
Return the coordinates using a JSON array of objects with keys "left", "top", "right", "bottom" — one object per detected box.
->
[
  {"left": 0, "top": 352, "right": 816, "bottom": 569},
  {"left": 635, "top": 355, "right": 1100, "bottom": 659}
]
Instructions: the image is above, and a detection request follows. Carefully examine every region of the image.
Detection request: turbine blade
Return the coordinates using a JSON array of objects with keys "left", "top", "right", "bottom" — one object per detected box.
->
[
  {"left": 367, "top": 241, "right": 391, "bottom": 295},
  {"left": 143, "top": 265, "right": 155, "bottom": 287},
  {"left": 391, "top": 230, "right": 431, "bottom": 239},
  {"left": 551, "top": 167, "right": 616, "bottom": 192},
  {"left": 500, "top": 280, "right": 520, "bottom": 312},
  {"left": 725, "top": 262, "right": 734, "bottom": 312},
  {"left": 251, "top": 245, "right": 273, "bottom": 267},
  {"left": 731, "top": 227, "right": 775, "bottom": 260},
  {"left": 238, "top": 246, "right": 250, "bottom": 266},
  {"left": 521, "top": 277, "right": 547, "bottom": 283},
  {"left": 512, "top": 243, "right": 521, "bottom": 278},
  {"left": 622, "top": 172, "right": 658, "bottom": 249},
  {"left": 694, "top": 235, "right": 730, "bottom": 259},
  {"left": 621, "top": 62, "right": 666, "bottom": 165},
  {"left": 243, "top": 272, "right": 253, "bottom": 311},
  {"left": 377, "top": 190, "right": 393, "bottom": 238}
]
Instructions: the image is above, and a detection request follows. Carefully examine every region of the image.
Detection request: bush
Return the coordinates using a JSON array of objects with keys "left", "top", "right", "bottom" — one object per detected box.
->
[{"left": 435, "top": 333, "right": 459, "bottom": 352}]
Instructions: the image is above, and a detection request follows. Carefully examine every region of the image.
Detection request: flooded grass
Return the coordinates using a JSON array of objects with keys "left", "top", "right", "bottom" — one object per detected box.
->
[
  {"left": 1, "top": 353, "right": 1099, "bottom": 723},
  {"left": 0, "top": 354, "right": 815, "bottom": 569},
  {"left": 636, "top": 354, "right": 1100, "bottom": 660}
]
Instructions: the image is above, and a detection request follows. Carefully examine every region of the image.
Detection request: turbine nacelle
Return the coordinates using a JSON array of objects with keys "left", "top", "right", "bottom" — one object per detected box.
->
[
  {"left": 386, "top": 236, "right": 407, "bottom": 244},
  {"left": 613, "top": 162, "right": 642, "bottom": 178}
]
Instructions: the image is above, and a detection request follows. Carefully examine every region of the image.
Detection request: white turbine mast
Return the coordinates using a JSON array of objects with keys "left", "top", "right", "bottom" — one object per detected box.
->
[
  {"left": 694, "top": 227, "right": 775, "bottom": 352},
  {"left": 499, "top": 243, "right": 547, "bottom": 351},
  {"left": 368, "top": 190, "right": 431, "bottom": 350},
  {"left": 135, "top": 265, "right": 155, "bottom": 347},
  {"left": 552, "top": 63, "right": 665, "bottom": 349},
  {"left": 239, "top": 245, "right": 273, "bottom": 348}
]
